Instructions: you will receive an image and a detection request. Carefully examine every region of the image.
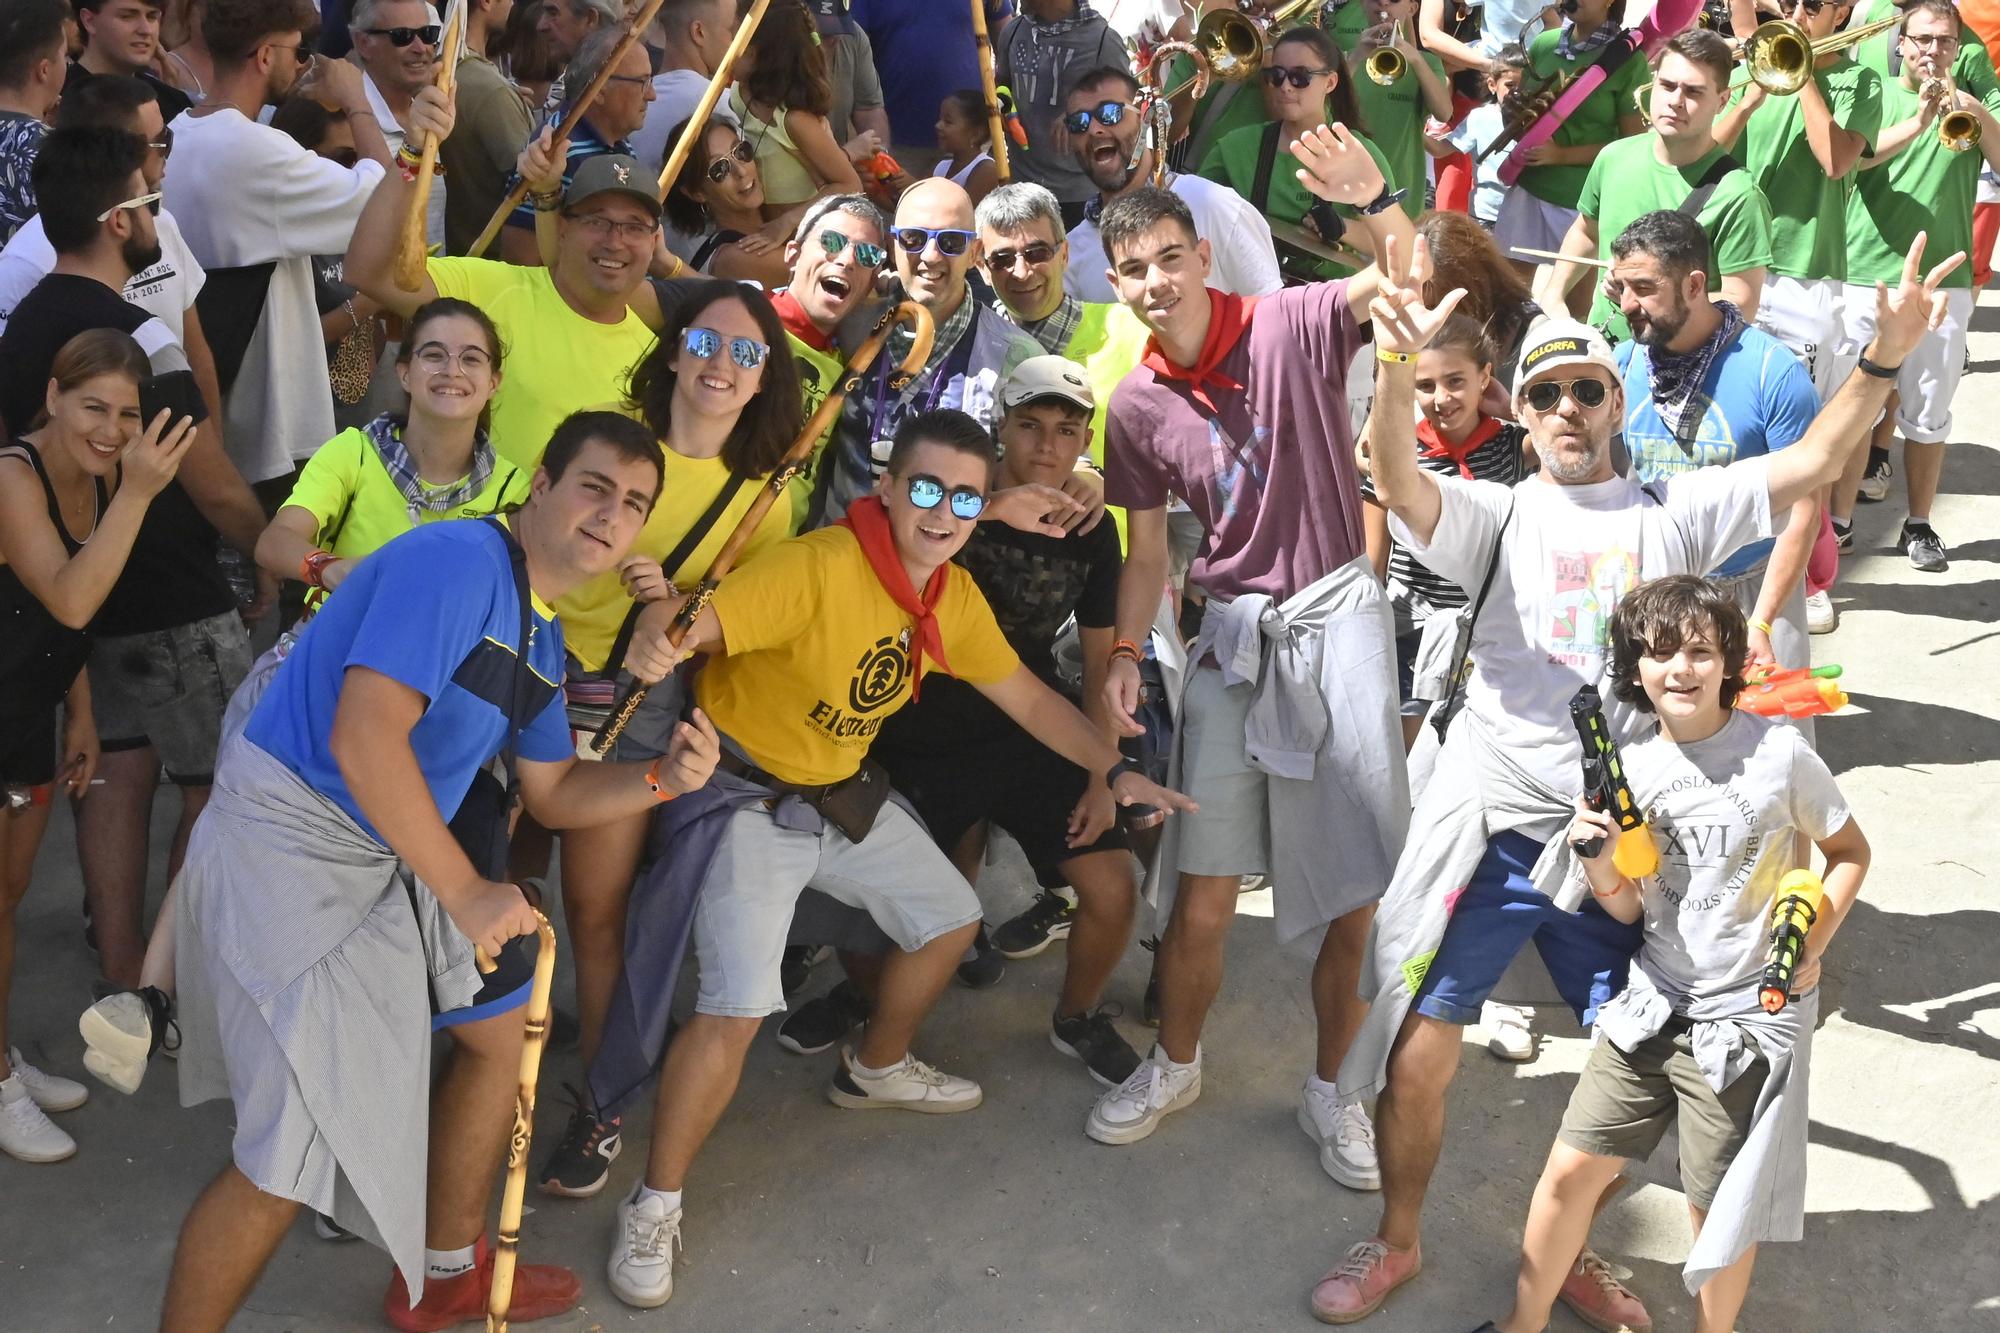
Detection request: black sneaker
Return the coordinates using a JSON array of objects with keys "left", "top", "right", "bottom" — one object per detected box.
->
[
  {"left": 955, "top": 924, "right": 1005, "bottom": 988},
  {"left": 1831, "top": 517, "right": 1854, "bottom": 552},
  {"left": 1139, "top": 935, "right": 1162, "bottom": 1027},
  {"left": 775, "top": 979, "right": 872, "bottom": 1055},
  {"left": 537, "top": 1087, "right": 621, "bottom": 1198},
  {"left": 1901, "top": 520, "right": 1948, "bottom": 572},
  {"left": 779, "top": 944, "right": 831, "bottom": 998},
  {"left": 1051, "top": 1005, "right": 1142, "bottom": 1087},
  {"left": 991, "top": 890, "right": 1076, "bottom": 959}
]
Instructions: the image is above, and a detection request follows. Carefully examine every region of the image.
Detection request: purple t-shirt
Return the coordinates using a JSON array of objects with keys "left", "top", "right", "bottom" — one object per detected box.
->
[{"left": 1104, "top": 282, "right": 1367, "bottom": 602}]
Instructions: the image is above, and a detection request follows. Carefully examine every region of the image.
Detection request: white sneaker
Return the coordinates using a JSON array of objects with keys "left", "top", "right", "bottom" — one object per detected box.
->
[
  {"left": 1482, "top": 1002, "right": 1537, "bottom": 1062},
  {"left": 80, "top": 991, "right": 157, "bottom": 1094},
  {"left": 1806, "top": 589, "right": 1838, "bottom": 635},
  {"left": 1298, "top": 1081, "right": 1380, "bottom": 1190},
  {"left": 607, "top": 1187, "right": 682, "bottom": 1309},
  {"left": 0, "top": 1072, "right": 76, "bottom": 1162},
  {"left": 827, "top": 1049, "right": 982, "bottom": 1113},
  {"left": 6, "top": 1047, "right": 87, "bottom": 1111},
  {"left": 1857, "top": 457, "right": 1893, "bottom": 502},
  {"left": 1086, "top": 1044, "right": 1201, "bottom": 1145}
]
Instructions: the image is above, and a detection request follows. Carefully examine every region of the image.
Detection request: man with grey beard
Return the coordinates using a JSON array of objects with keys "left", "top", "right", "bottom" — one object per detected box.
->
[{"left": 1307, "top": 232, "right": 1956, "bottom": 1327}]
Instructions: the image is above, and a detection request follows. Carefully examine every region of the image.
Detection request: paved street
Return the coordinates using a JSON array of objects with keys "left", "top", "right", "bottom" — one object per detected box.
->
[{"left": 7, "top": 299, "right": 1999, "bottom": 1333}]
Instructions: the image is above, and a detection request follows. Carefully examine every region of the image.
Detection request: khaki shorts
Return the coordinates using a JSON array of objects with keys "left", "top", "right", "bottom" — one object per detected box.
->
[{"left": 1558, "top": 1018, "right": 1768, "bottom": 1211}]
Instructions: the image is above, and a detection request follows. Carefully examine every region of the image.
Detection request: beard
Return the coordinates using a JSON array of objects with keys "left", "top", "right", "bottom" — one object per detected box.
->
[
  {"left": 1082, "top": 138, "right": 1142, "bottom": 193},
  {"left": 122, "top": 233, "right": 163, "bottom": 275},
  {"left": 1627, "top": 295, "right": 1689, "bottom": 348},
  {"left": 1535, "top": 428, "right": 1612, "bottom": 483}
]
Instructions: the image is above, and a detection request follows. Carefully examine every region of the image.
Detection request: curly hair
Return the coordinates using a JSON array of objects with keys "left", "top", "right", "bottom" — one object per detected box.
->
[{"left": 1608, "top": 575, "right": 1749, "bottom": 713}]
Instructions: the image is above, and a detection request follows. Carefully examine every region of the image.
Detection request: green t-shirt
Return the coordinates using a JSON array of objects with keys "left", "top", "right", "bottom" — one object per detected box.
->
[
  {"left": 1520, "top": 29, "right": 1653, "bottom": 207},
  {"left": 1855, "top": 0, "right": 1995, "bottom": 91},
  {"left": 1199, "top": 120, "right": 1396, "bottom": 277},
  {"left": 1736, "top": 60, "right": 1884, "bottom": 281},
  {"left": 1845, "top": 70, "right": 2000, "bottom": 287},
  {"left": 1577, "top": 135, "right": 1776, "bottom": 340},
  {"left": 1183, "top": 77, "right": 1273, "bottom": 170},
  {"left": 1346, "top": 50, "right": 1448, "bottom": 219}
]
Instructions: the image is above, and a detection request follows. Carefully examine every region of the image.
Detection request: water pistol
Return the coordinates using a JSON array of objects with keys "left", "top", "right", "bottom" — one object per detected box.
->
[
  {"left": 1568, "top": 684, "right": 1660, "bottom": 880},
  {"left": 862, "top": 150, "right": 903, "bottom": 183},
  {"left": 1736, "top": 664, "right": 1847, "bottom": 720},
  {"left": 995, "top": 85, "right": 1029, "bottom": 148},
  {"left": 1759, "top": 869, "right": 1827, "bottom": 1013}
]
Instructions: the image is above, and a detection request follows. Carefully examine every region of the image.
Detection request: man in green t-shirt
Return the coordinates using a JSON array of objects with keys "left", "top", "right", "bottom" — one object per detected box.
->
[
  {"left": 1834, "top": 0, "right": 2000, "bottom": 572},
  {"left": 1338, "top": 0, "right": 1455, "bottom": 219},
  {"left": 1713, "top": 0, "right": 1885, "bottom": 401},
  {"left": 1542, "top": 29, "right": 1775, "bottom": 343}
]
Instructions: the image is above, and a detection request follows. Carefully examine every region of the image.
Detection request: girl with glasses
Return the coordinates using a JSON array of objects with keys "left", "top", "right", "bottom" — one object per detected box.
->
[
  {"left": 728, "top": 0, "right": 863, "bottom": 216},
  {"left": 929, "top": 89, "right": 999, "bottom": 205},
  {"left": 1197, "top": 28, "right": 1400, "bottom": 280},
  {"left": 664, "top": 116, "right": 793, "bottom": 287}
]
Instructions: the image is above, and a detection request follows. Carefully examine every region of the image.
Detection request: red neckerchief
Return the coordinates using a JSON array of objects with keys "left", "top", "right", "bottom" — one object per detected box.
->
[
  {"left": 1141, "top": 288, "right": 1258, "bottom": 414},
  {"left": 772, "top": 289, "right": 834, "bottom": 353},
  {"left": 1416, "top": 414, "right": 1504, "bottom": 480},
  {"left": 836, "top": 495, "right": 951, "bottom": 698}
]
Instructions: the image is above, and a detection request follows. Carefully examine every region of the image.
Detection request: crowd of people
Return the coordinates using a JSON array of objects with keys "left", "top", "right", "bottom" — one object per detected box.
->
[{"left": 0, "top": 0, "right": 1981, "bottom": 1328}]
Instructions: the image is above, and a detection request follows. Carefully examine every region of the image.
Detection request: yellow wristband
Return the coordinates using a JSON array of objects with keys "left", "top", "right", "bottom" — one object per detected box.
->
[
  {"left": 1751, "top": 618, "right": 1773, "bottom": 636},
  {"left": 1376, "top": 347, "right": 1415, "bottom": 364}
]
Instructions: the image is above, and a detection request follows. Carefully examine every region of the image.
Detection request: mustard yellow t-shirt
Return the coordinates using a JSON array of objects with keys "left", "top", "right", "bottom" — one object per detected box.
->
[
  {"left": 427, "top": 257, "right": 659, "bottom": 470},
  {"left": 698, "top": 526, "right": 1023, "bottom": 785},
  {"left": 557, "top": 446, "right": 798, "bottom": 673}
]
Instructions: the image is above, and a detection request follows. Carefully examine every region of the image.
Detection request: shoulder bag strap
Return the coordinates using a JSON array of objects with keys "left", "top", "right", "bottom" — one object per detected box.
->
[
  {"left": 1251, "top": 120, "right": 1284, "bottom": 214},
  {"left": 604, "top": 470, "right": 754, "bottom": 676},
  {"left": 1677, "top": 152, "right": 1742, "bottom": 219}
]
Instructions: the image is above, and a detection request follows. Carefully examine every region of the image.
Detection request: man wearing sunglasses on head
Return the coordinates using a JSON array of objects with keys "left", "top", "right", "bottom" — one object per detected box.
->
[
  {"left": 809, "top": 176, "right": 1042, "bottom": 526},
  {"left": 1316, "top": 232, "right": 1958, "bottom": 1325},
  {"left": 1058, "top": 65, "right": 1282, "bottom": 304},
  {"left": 587, "top": 406, "right": 1193, "bottom": 1310}
]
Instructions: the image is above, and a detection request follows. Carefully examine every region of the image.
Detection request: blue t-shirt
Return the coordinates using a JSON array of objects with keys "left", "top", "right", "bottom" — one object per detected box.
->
[
  {"left": 850, "top": 0, "right": 1014, "bottom": 145},
  {"left": 1443, "top": 104, "right": 1509, "bottom": 226},
  {"left": 1617, "top": 325, "right": 1815, "bottom": 577},
  {"left": 244, "top": 519, "right": 572, "bottom": 842}
]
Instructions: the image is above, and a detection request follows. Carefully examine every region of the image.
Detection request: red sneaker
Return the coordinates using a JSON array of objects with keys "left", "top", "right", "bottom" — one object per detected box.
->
[
  {"left": 1308, "top": 1237, "right": 1422, "bottom": 1324},
  {"left": 1557, "top": 1248, "right": 1653, "bottom": 1333},
  {"left": 383, "top": 1234, "right": 583, "bottom": 1331}
]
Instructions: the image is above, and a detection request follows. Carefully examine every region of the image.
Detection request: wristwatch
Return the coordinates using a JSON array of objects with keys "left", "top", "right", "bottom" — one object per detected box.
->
[
  {"left": 1357, "top": 186, "right": 1407, "bottom": 217},
  {"left": 1105, "top": 756, "right": 1144, "bottom": 788}
]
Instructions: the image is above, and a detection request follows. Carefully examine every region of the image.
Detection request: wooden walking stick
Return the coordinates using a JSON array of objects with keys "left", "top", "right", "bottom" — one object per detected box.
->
[
  {"left": 393, "top": 0, "right": 465, "bottom": 291},
  {"left": 588, "top": 299, "right": 936, "bottom": 755},
  {"left": 971, "top": 0, "right": 1011, "bottom": 181},
  {"left": 467, "top": 0, "right": 676, "bottom": 258},
  {"left": 482, "top": 913, "right": 558, "bottom": 1333},
  {"left": 655, "top": 0, "right": 770, "bottom": 199}
]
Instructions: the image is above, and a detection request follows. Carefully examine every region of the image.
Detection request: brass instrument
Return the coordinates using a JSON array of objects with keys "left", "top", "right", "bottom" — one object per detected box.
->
[
  {"left": 1477, "top": 69, "right": 1573, "bottom": 162},
  {"left": 1926, "top": 76, "right": 1982, "bottom": 151},
  {"left": 1159, "top": 0, "right": 1323, "bottom": 101},
  {"left": 1366, "top": 19, "right": 1408, "bottom": 85},
  {"left": 1141, "top": 39, "right": 1211, "bottom": 183},
  {"left": 1633, "top": 12, "right": 1903, "bottom": 113}
]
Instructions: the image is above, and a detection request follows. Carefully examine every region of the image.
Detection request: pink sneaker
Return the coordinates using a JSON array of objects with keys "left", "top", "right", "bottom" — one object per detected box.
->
[
  {"left": 1308, "top": 1238, "right": 1422, "bottom": 1324},
  {"left": 1558, "top": 1248, "right": 1653, "bottom": 1333}
]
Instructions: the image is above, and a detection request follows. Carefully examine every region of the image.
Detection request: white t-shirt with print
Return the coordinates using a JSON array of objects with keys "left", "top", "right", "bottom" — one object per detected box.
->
[
  {"left": 1065, "top": 173, "right": 1283, "bottom": 303},
  {"left": 1623, "top": 711, "right": 1850, "bottom": 1006},
  {"left": 1389, "top": 460, "right": 1775, "bottom": 793},
  {"left": 0, "top": 207, "right": 206, "bottom": 341}
]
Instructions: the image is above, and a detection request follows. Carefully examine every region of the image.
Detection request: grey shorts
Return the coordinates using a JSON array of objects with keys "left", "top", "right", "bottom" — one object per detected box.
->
[
  {"left": 90, "top": 609, "right": 253, "bottom": 784},
  {"left": 1558, "top": 1020, "right": 1768, "bottom": 1212},
  {"left": 691, "top": 799, "right": 982, "bottom": 1018},
  {"left": 1171, "top": 664, "right": 1271, "bottom": 878}
]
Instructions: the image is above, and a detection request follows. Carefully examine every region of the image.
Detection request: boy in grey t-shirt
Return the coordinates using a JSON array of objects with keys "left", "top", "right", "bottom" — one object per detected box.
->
[{"left": 1473, "top": 575, "right": 1870, "bottom": 1333}]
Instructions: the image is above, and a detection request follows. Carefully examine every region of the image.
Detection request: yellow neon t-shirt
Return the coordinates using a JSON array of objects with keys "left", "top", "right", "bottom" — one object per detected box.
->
[
  {"left": 556, "top": 446, "right": 798, "bottom": 674},
  {"left": 427, "top": 257, "right": 659, "bottom": 470},
  {"left": 698, "top": 526, "right": 1023, "bottom": 785}
]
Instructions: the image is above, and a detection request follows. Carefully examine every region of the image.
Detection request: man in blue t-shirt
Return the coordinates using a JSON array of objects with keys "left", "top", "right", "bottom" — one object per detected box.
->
[
  {"left": 158, "top": 412, "right": 722, "bottom": 1333},
  {"left": 1607, "top": 210, "right": 1820, "bottom": 686}
]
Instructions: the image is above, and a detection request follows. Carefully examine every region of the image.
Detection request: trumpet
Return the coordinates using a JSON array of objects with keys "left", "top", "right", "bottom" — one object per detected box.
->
[
  {"left": 1925, "top": 76, "right": 1983, "bottom": 151},
  {"left": 1366, "top": 19, "right": 1408, "bottom": 85}
]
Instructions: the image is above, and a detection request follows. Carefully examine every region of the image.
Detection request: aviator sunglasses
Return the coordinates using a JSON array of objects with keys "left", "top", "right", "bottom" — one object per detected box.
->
[
  {"left": 905, "top": 474, "right": 986, "bottom": 520},
  {"left": 1522, "top": 377, "right": 1610, "bottom": 413},
  {"left": 705, "top": 137, "right": 755, "bottom": 182},
  {"left": 683, "top": 326, "right": 771, "bottom": 369}
]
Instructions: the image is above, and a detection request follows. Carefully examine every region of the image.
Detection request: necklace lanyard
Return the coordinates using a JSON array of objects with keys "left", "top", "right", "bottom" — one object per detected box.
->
[{"left": 867, "top": 323, "right": 971, "bottom": 443}]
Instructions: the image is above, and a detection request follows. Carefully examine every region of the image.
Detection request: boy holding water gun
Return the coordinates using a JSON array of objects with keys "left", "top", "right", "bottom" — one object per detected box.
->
[{"left": 1468, "top": 574, "right": 1869, "bottom": 1333}]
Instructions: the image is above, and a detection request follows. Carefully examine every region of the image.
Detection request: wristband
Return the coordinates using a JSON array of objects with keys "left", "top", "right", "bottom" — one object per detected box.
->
[
  {"left": 1591, "top": 879, "right": 1633, "bottom": 899},
  {"left": 1376, "top": 347, "right": 1415, "bottom": 364},
  {"left": 643, "top": 755, "right": 678, "bottom": 803},
  {"left": 300, "top": 549, "right": 338, "bottom": 588},
  {"left": 1856, "top": 354, "right": 1899, "bottom": 379},
  {"left": 1109, "top": 638, "right": 1143, "bottom": 665},
  {"left": 529, "top": 186, "right": 563, "bottom": 211},
  {"left": 1751, "top": 618, "right": 1773, "bottom": 636}
]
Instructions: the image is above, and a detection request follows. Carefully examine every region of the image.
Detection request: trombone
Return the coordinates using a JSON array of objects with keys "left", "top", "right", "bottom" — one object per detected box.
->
[
  {"left": 1632, "top": 12, "right": 1901, "bottom": 114},
  {"left": 1156, "top": 0, "right": 1323, "bottom": 101},
  {"left": 1366, "top": 19, "right": 1408, "bottom": 85}
]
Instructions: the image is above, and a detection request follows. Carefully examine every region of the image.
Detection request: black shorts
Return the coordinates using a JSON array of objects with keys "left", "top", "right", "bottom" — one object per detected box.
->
[
  {"left": 876, "top": 726, "right": 1130, "bottom": 888},
  {"left": 0, "top": 708, "right": 59, "bottom": 789}
]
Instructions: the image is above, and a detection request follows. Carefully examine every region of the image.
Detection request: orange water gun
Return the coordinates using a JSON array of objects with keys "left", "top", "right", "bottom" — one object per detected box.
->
[
  {"left": 1759, "top": 870, "right": 1827, "bottom": 1013},
  {"left": 995, "top": 85, "right": 1029, "bottom": 147},
  {"left": 1736, "top": 664, "right": 1846, "bottom": 720}
]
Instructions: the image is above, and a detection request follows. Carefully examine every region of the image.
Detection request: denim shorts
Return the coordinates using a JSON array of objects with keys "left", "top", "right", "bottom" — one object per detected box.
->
[
  {"left": 89, "top": 609, "right": 253, "bottom": 784},
  {"left": 1411, "top": 829, "right": 1644, "bottom": 1027}
]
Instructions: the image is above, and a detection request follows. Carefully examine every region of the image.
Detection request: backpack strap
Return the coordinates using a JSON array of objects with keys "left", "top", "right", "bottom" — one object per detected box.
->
[{"left": 1677, "top": 153, "right": 1743, "bottom": 220}]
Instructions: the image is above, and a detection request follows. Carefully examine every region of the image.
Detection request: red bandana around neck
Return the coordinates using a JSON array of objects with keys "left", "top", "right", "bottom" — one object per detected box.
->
[
  {"left": 1416, "top": 414, "right": 1504, "bottom": 480},
  {"left": 1141, "top": 288, "right": 1258, "bottom": 413},
  {"left": 772, "top": 289, "right": 835, "bottom": 353},
  {"left": 837, "top": 495, "right": 951, "bottom": 698}
]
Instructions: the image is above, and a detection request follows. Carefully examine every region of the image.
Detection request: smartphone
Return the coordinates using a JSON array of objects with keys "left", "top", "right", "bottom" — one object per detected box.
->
[{"left": 138, "top": 370, "right": 206, "bottom": 427}]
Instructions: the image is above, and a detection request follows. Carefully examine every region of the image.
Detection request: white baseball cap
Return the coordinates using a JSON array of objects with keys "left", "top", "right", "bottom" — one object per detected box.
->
[{"left": 1511, "top": 317, "right": 1622, "bottom": 404}]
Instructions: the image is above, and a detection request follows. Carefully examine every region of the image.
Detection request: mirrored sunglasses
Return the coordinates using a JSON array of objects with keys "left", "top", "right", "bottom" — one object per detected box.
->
[{"left": 683, "top": 326, "right": 770, "bottom": 369}]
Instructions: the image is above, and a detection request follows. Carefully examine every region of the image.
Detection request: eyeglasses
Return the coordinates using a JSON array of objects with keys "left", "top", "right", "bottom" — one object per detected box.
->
[
  {"left": 606, "top": 72, "right": 651, "bottom": 86},
  {"left": 894, "top": 226, "right": 975, "bottom": 257},
  {"left": 264, "top": 35, "right": 313, "bottom": 58},
  {"left": 1265, "top": 64, "right": 1333, "bottom": 89},
  {"left": 567, "top": 212, "right": 657, "bottom": 242},
  {"left": 904, "top": 473, "right": 986, "bottom": 520},
  {"left": 986, "top": 240, "right": 1056, "bottom": 272},
  {"left": 704, "top": 138, "right": 755, "bottom": 182},
  {"left": 1061, "top": 100, "right": 1131, "bottom": 134},
  {"left": 1902, "top": 30, "right": 1959, "bottom": 46},
  {"left": 683, "top": 326, "right": 771, "bottom": 369},
  {"left": 95, "top": 191, "right": 162, "bottom": 222},
  {"left": 817, "top": 227, "right": 887, "bottom": 268},
  {"left": 360, "top": 23, "right": 439, "bottom": 45},
  {"left": 1522, "top": 376, "right": 1610, "bottom": 413},
  {"left": 412, "top": 343, "right": 493, "bottom": 372}
]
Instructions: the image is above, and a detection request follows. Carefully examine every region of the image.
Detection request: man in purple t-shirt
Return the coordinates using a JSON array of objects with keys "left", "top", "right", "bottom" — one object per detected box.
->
[{"left": 1087, "top": 127, "right": 1419, "bottom": 1176}]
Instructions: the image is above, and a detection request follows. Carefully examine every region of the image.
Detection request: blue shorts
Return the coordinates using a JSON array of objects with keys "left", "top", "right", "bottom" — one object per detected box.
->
[
  {"left": 1411, "top": 830, "right": 1643, "bottom": 1027},
  {"left": 432, "top": 933, "right": 534, "bottom": 1031}
]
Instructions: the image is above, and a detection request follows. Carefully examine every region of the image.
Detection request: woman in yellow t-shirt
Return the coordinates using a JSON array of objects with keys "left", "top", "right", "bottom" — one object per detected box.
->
[
  {"left": 255, "top": 298, "right": 529, "bottom": 615},
  {"left": 546, "top": 280, "right": 806, "bottom": 1163}
]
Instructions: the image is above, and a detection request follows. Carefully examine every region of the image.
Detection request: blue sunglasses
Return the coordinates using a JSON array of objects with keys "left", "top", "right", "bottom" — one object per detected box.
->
[
  {"left": 683, "top": 326, "right": 770, "bottom": 369},
  {"left": 905, "top": 473, "right": 986, "bottom": 520}
]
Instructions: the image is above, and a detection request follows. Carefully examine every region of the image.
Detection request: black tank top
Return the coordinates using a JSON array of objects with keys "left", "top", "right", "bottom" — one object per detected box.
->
[
  {"left": 88, "top": 476, "right": 236, "bottom": 637},
  {"left": 0, "top": 439, "right": 107, "bottom": 718}
]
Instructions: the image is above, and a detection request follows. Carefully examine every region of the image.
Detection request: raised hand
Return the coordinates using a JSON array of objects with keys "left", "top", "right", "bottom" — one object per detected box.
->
[
  {"left": 516, "top": 126, "right": 569, "bottom": 196},
  {"left": 121, "top": 409, "right": 198, "bottom": 500},
  {"left": 1368, "top": 233, "right": 1467, "bottom": 356},
  {"left": 405, "top": 83, "right": 456, "bottom": 154},
  {"left": 985, "top": 481, "right": 1088, "bottom": 538},
  {"left": 1290, "top": 122, "right": 1389, "bottom": 208},
  {"left": 1867, "top": 231, "right": 1961, "bottom": 369}
]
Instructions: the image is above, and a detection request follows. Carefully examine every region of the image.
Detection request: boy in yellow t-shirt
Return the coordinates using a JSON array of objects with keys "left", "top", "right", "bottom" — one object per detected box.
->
[{"left": 591, "top": 408, "right": 1191, "bottom": 1312}]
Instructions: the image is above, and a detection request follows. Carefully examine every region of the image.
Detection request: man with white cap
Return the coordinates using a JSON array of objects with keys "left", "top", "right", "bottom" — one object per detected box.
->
[{"left": 1309, "top": 231, "right": 1956, "bottom": 1326}]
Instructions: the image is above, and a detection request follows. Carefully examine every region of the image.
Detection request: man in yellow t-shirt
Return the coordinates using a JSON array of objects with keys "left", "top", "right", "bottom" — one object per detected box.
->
[{"left": 591, "top": 408, "right": 1191, "bottom": 1312}]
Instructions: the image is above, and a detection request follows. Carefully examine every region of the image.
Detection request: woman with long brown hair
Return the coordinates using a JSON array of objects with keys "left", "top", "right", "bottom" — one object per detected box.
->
[
  {"left": 663, "top": 117, "right": 795, "bottom": 286},
  {"left": 1419, "top": 208, "right": 1546, "bottom": 416},
  {"left": 728, "top": 0, "right": 864, "bottom": 217}
]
